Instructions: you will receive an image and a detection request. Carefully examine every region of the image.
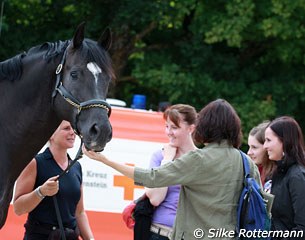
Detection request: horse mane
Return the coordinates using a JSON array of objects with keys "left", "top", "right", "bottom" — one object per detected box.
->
[
  {"left": 41, "top": 40, "right": 70, "bottom": 63},
  {"left": 0, "top": 38, "right": 115, "bottom": 82},
  {"left": 0, "top": 40, "right": 69, "bottom": 82},
  {"left": 0, "top": 53, "right": 26, "bottom": 82}
]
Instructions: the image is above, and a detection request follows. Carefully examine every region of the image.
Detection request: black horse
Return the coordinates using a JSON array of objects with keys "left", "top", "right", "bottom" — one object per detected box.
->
[{"left": 0, "top": 22, "right": 114, "bottom": 228}]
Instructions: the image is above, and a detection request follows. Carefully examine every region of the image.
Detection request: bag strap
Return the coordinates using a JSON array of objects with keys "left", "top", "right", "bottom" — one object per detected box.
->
[
  {"left": 239, "top": 150, "right": 251, "bottom": 188},
  {"left": 239, "top": 150, "right": 250, "bottom": 176}
]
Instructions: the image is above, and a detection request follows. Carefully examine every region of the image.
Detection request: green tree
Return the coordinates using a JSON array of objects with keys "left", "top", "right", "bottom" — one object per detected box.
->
[{"left": 1, "top": 0, "right": 304, "bottom": 137}]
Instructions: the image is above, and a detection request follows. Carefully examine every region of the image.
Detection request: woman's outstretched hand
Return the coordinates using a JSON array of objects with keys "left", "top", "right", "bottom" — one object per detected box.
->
[
  {"left": 82, "top": 145, "right": 135, "bottom": 179},
  {"left": 82, "top": 146, "right": 108, "bottom": 163}
]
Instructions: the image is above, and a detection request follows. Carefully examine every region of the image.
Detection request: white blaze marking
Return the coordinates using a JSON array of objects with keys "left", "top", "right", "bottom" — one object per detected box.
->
[{"left": 87, "top": 62, "right": 102, "bottom": 85}]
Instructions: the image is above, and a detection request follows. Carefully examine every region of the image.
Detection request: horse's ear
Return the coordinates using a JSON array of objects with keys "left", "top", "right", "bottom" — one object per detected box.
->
[
  {"left": 98, "top": 27, "right": 112, "bottom": 51},
  {"left": 72, "top": 22, "right": 86, "bottom": 49}
]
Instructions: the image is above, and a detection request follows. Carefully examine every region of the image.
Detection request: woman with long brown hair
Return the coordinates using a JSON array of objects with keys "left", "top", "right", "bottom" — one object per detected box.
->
[{"left": 264, "top": 116, "right": 305, "bottom": 238}]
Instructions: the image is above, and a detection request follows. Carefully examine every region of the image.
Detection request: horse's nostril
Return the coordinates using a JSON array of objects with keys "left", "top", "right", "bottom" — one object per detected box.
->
[
  {"left": 107, "top": 132, "right": 112, "bottom": 142},
  {"left": 89, "top": 124, "right": 99, "bottom": 136}
]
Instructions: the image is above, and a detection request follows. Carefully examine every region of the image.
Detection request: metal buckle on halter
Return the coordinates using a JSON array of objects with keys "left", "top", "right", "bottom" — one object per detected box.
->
[{"left": 55, "top": 64, "right": 63, "bottom": 74}]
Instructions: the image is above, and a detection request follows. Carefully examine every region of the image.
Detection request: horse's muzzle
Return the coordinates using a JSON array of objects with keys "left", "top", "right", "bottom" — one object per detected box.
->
[{"left": 81, "top": 121, "right": 112, "bottom": 152}]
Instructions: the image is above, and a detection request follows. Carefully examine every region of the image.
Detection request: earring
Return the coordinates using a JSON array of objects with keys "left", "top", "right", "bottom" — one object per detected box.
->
[{"left": 282, "top": 152, "right": 285, "bottom": 157}]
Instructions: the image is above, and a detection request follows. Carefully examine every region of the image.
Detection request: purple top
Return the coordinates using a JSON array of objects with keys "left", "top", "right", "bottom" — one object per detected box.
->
[{"left": 149, "top": 150, "right": 180, "bottom": 227}]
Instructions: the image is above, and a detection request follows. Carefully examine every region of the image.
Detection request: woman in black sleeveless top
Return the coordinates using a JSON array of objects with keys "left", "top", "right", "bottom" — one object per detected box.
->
[{"left": 13, "top": 121, "right": 94, "bottom": 240}]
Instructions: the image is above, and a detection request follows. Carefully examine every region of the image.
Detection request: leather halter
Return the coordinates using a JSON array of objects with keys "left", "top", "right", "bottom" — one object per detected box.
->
[
  {"left": 51, "top": 44, "right": 112, "bottom": 135},
  {"left": 52, "top": 44, "right": 112, "bottom": 179}
]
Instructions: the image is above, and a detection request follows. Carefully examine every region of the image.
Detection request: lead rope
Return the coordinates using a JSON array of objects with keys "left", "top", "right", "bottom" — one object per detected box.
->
[
  {"left": 53, "top": 138, "right": 83, "bottom": 240},
  {"left": 53, "top": 196, "right": 66, "bottom": 240},
  {"left": 57, "top": 138, "right": 84, "bottom": 180}
]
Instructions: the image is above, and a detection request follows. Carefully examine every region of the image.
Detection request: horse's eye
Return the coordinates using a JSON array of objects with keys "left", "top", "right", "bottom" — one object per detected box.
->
[{"left": 70, "top": 71, "right": 78, "bottom": 80}]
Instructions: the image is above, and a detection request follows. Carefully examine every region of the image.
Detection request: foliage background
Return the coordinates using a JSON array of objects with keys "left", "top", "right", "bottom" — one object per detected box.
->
[{"left": 1, "top": 0, "right": 304, "bottom": 145}]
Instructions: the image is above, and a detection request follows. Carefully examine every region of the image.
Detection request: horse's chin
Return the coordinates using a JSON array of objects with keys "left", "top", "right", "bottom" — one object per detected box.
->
[{"left": 83, "top": 142, "right": 105, "bottom": 152}]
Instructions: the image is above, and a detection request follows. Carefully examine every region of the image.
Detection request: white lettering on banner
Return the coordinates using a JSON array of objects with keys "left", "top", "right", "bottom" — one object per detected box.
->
[
  {"left": 82, "top": 171, "right": 108, "bottom": 188},
  {"left": 83, "top": 181, "right": 107, "bottom": 188},
  {"left": 86, "top": 171, "right": 107, "bottom": 179}
]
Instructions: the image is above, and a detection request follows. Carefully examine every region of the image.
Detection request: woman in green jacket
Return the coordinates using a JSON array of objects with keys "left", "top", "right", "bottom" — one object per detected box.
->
[{"left": 84, "top": 99, "right": 261, "bottom": 240}]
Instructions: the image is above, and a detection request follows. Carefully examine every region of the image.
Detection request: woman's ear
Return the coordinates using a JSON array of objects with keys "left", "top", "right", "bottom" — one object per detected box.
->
[{"left": 189, "top": 124, "right": 196, "bottom": 134}]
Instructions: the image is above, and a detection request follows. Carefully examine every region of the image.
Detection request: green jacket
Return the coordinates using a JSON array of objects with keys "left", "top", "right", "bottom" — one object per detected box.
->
[{"left": 134, "top": 141, "right": 261, "bottom": 240}]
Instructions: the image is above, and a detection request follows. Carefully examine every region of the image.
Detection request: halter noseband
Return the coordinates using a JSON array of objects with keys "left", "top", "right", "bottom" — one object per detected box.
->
[{"left": 52, "top": 44, "right": 112, "bottom": 135}]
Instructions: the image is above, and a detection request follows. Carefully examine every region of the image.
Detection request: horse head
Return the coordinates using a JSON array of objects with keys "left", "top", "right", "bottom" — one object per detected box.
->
[{"left": 53, "top": 22, "right": 114, "bottom": 152}]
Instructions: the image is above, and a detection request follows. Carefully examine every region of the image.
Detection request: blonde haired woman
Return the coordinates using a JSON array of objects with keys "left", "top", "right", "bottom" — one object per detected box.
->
[{"left": 14, "top": 121, "right": 94, "bottom": 240}]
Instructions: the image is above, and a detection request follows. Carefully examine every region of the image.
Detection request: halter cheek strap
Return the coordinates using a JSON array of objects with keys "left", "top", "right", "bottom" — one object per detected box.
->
[{"left": 52, "top": 46, "right": 68, "bottom": 100}]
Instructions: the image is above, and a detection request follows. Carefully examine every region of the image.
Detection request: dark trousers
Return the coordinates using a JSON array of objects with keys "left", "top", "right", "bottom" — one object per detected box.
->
[
  {"left": 24, "top": 220, "right": 79, "bottom": 240},
  {"left": 149, "top": 232, "right": 169, "bottom": 240}
]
